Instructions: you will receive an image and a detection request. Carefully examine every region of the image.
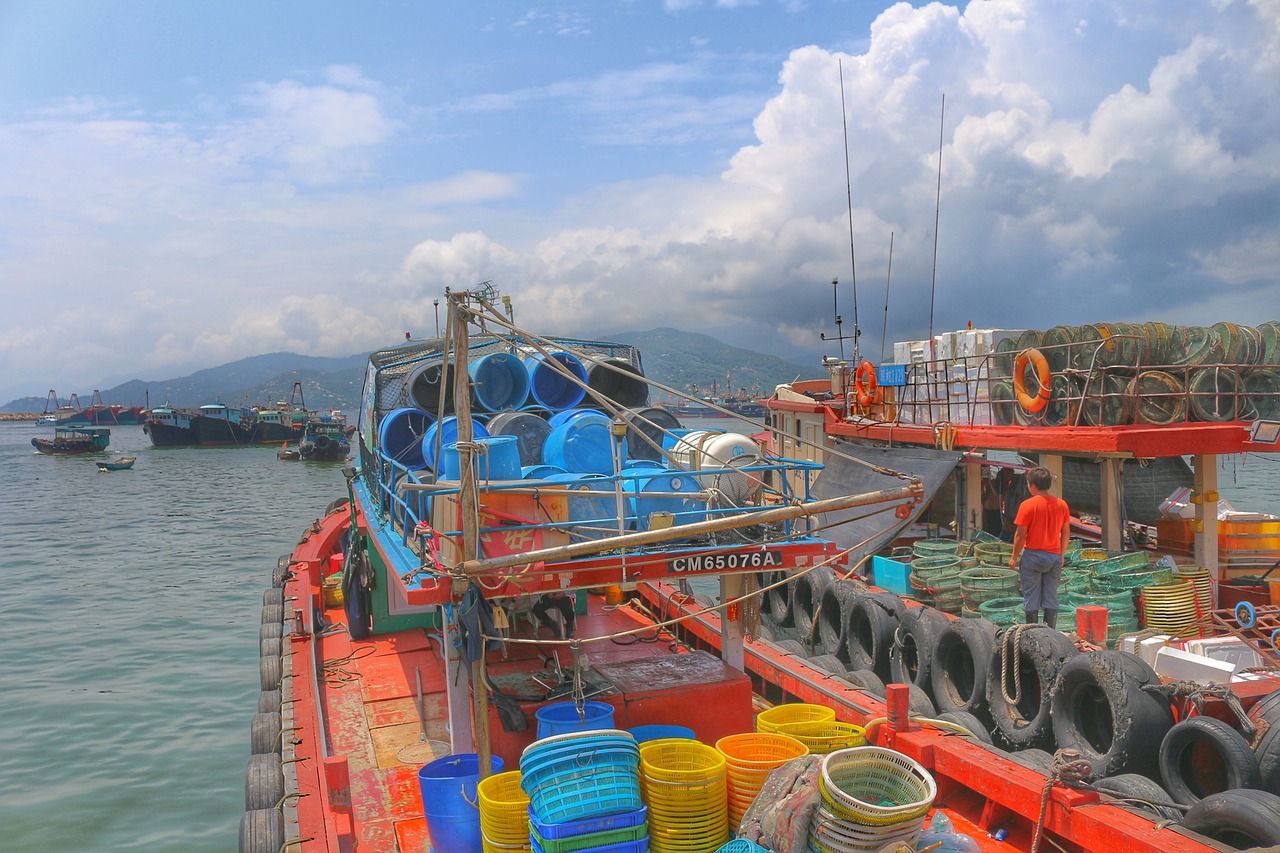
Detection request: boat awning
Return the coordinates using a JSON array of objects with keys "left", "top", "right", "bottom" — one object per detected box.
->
[{"left": 811, "top": 442, "right": 962, "bottom": 566}]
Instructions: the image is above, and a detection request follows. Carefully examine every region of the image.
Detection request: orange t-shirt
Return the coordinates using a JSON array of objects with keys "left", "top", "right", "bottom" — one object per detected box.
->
[{"left": 1014, "top": 493, "right": 1070, "bottom": 553}]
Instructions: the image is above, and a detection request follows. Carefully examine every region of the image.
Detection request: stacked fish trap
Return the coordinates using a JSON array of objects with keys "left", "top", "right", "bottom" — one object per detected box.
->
[
  {"left": 714, "top": 733, "right": 809, "bottom": 832},
  {"left": 520, "top": 729, "right": 647, "bottom": 851},
  {"left": 639, "top": 738, "right": 730, "bottom": 853},
  {"left": 959, "top": 567, "right": 1019, "bottom": 618},
  {"left": 755, "top": 703, "right": 835, "bottom": 733},
  {"left": 773, "top": 720, "right": 866, "bottom": 755},
  {"left": 478, "top": 770, "right": 532, "bottom": 853},
  {"left": 909, "top": 550, "right": 967, "bottom": 614},
  {"left": 810, "top": 746, "right": 937, "bottom": 853},
  {"left": 977, "top": 598, "right": 1025, "bottom": 627},
  {"left": 1140, "top": 567, "right": 1214, "bottom": 636}
]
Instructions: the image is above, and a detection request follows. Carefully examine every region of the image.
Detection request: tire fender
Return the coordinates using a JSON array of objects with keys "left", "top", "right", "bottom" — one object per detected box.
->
[
  {"left": 1181, "top": 789, "right": 1280, "bottom": 848},
  {"left": 889, "top": 606, "right": 948, "bottom": 697},
  {"left": 986, "top": 625, "right": 1079, "bottom": 751},
  {"left": 1158, "top": 715, "right": 1260, "bottom": 805},
  {"left": 842, "top": 669, "right": 887, "bottom": 699},
  {"left": 790, "top": 567, "right": 835, "bottom": 641},
  {"left": 245, "top": 753, "right": 285, "bottom": 810},
  {"left": 239, "top": 808, "right": 285, "bottom": 853},
  {"left": 250, "top": 711, "right": 283, "bottom": 755},
  {"left": 846, "top": 594, "right": 900, "bottom": 680},
  {"left": 930, "top": 617, "right": 999, "bottom": 719}
]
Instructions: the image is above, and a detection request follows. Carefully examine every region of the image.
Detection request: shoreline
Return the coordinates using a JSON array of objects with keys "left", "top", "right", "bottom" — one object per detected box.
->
[{"left": 0, "top": 413, "right": 39, "bottom": 421}]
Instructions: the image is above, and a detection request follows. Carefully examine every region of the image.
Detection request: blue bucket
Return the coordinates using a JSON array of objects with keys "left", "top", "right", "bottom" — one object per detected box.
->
[
  {"left": 620, "top": 468, "right": 704, "bottom": 530},
  {"left": 543, "top": 413, "right": 625, "bottom": 475},
  {"left": 421, "top": 416, "right": 490, "bottom": 472},
  {"left": 522, "top": 464, "right": 568, "bottom": 480},
  {"left": 545, "top": 473, "right": 615, "bottom": 540},
  {"left": 417, "top": 753, "right": 504, "bottom": 853},
  {"left": 535, "top": 700, "right": 616, "bottom": 739},
  {"left": 469, "top": 352, "right": 531, "bottom": 412},
  {"left": 439, "top": 435, "right": 521, "bottom": 481},
  {"left": 379, "top": 408, "right": 436, "bottom": 470},
  {"left": 525, "top": 352, "right": 588, "bottom": 411},
  {"left": 627, "top": 724, "right": 696, "bottom": 743}
]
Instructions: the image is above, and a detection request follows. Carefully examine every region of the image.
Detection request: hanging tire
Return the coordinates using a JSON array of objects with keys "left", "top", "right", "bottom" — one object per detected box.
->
[
  {"left": 1050, "top": 650, "right": 1174, "bottom": 779},
  {"left": 791, "top": 567, "right": 835, "bottom": 640},
  {"left": 842, "top": 669, "right": 887, "bottom": 698},
  {"left": 263, "top": 588, "right": 284, "bottom": 608},
  {"left": 987, "top": 625, "right": 1079, "bottom": 751},
  {"left": 1181, "top": 789, "right": 1280, "bottom": 848},
  {"left": 260, "top": 622, "right": 282, "bottom": 642},
  {"left": 1092, "top": 774, "right": 1183, "bottom": 822},
  {"left": 846, "top": 593, "right": 901, "bottom": 680},
  {"left": 260, "top": 655, "right": 282, "bottom": 691},
  {"left": 773, "top": 639, "right": 807, "bottom": 656},
  {"left": 807, "top": 654, "right": 847, "bottom": 676},
  {"left": 1159, "top": 715, "right": 1261, "bottom": 805},
  {"left": 271, "top": 567, "right": 288, "bottom": 588},
  {"left": 817, "top": 580, "right": 862, "bottom": 662},
  {"left": 765, "top": 573, "right": 794, "bottom": 626},
  {"left": 251, "top": 712, "right": 283, "bottom": 755},
  {"left": 261, "top": 604, "right": 283, "bottom": 625},
  {"left": 260, "top": 637, "right": 281, "bottom": 659},
  {"left": 936, "top": 711, "right": 994, "bottom": 745},
  {"left": 245, "top": 753, "right": 285, "bottom": 810},
  {"left": 930, "top": 618, "right": 999, "bottom": 719},
  {"left": 907, "top": 683, "right": 935, "bottom": 716},
  {"left": 277, "top": 554, "right": 292, "bottom": 570},
  {"left": 258, "top": 689, "right": 281, "bottom": 714},
  {"left": 325, "top": 497, "right": 350, "bottom": 515},
  {"left": 1004, "top": 747, "right": 1053, "bottom": 774},
  {"left": 889, "top": 607, "right": 948, "bottom": 698},
  {"left": 1249, "top": 687, "right": 1280, "bottom": 795},
  {"left": 239, "top": 808, "right": 285, "bottom": 853}
]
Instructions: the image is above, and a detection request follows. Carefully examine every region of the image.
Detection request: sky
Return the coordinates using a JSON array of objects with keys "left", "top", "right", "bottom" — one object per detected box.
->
[{"left": 1, "top": 0, "right": 1278, "bottom": 404}]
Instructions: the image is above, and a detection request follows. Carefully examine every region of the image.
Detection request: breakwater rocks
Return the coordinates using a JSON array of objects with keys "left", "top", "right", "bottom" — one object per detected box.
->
[{"left": 0, "top": 413, "right": 40, "bottom": 421}]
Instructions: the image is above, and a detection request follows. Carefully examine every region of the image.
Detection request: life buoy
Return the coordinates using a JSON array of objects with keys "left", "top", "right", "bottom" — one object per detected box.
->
[
  {"left": 1013, "top": 348, "right": 1052, "bottom": 413},
  {"left": 854, "top": 360, "right": 880, "bottom": 407}
]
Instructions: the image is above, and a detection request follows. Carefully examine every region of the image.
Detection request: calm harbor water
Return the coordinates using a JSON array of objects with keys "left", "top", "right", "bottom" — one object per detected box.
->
[{"left": 0, "top": 417, "right": 1277, "bottom": 851}]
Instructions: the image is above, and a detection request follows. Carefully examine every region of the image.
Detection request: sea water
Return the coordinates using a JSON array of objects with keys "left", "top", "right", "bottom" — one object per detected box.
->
[{"left": 0, "top": 418, "right": 1276, "bottom": 851}]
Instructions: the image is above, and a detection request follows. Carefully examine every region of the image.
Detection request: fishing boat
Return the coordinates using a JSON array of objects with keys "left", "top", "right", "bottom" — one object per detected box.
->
[
  {"left": 191, "top": 403, "right": 258, "bottom": 446},
  {"left": 31, "top": 426, "right": 110, "bottom": 455},
  {"left": 252, "top": 383, "right": 310, "bottom": 445},
  {"left": 143, "top": 404, "right": 198, "bottom": 447},
  {"left": 96, "top": 456, "right": 136, "bottom": 471},
  {"left": 297, "top": 418, "right": 350, "bottom": 461},
  {"left": 241, "top": 292, "right": 1280, "bottom": 853}
]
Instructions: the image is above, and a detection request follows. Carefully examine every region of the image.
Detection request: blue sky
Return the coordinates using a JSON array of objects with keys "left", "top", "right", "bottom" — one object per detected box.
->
[{"left": 1, "top": 0, "right": 1278, "bottom": 404}]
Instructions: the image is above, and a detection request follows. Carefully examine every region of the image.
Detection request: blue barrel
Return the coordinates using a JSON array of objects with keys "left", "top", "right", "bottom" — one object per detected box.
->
[
  {"left": 439, "top": 435, "right": 521, "bottom": 481},
  {"left": 522, "top": 464, "right": 568, "bottom": 480},
  {"left": 525, "top": 352, "right": 588, "bottom": 411},
  {"left": 548, "top": 408, "right": 600, "bottom": 429},
  {"left": 545, "top": 473, "right": 615, "bottom": 540},
  {"left": 535, "top": 701, "right": 616, "bottom": 738},
  {"left": 407, "top": 361, "right": 455, "bottom": 415},
  {"left": 543, "top": 412, "right": 625, "bottom": 475},
  {"left": 620, "top": 468, "right": 703, "bottom": 530},
  {"left": 421, "top": 416, "right": 490, "bottom": 472},
  {"left": 417, "top": 753, "right": 504, "bottom": 853},
  {"left": 379, "top": 408, "right": 436, "bottom": 470},
  {"left": 628, "top": 724, "right": 695, "bottom": 743},
  {"left": 485, "top": 411, "right": 551, "bottom": 466},
  {"left": 468, "top": 352, "right": 531, "bottom": 412}
]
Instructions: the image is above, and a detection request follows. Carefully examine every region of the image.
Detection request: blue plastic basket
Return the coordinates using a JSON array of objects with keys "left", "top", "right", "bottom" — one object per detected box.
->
[
  {"left": 530, "top": 805, "right": 648, "bottom": 840},
  {"left": 522, "top": 747, "right": 640, "bottom": 792},
  {"left": 715, "top": 841, "right": 769, "bottom": 853},
  {"left": 527, "top": 765, "right": 644, "bottom": 825},
  {"left": 531, "top": 837, "right": 647, "bottom": 853}
]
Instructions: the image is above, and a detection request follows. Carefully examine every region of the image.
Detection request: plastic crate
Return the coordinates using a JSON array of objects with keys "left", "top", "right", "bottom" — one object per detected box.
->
[
  {"left": 530, "top": 805, "right": 648, "bottom": 840},
  {"left": 531, "top": 838, "right": 647, "bottom": 853},
  {"left": 531, "top": 819, "right": 648, "bottom": 853}
]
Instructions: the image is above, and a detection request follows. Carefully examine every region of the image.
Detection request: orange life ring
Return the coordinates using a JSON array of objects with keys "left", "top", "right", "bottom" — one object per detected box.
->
[
  {"left": 1013, "top": 348, "right": 1052, "bottom": 412},
  {"left": 854, "top": 360, "right": 880, "bottom": 407}
]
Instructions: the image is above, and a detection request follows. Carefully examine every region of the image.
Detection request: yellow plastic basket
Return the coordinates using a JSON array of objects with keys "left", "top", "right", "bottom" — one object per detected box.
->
[
  {"left": 774, "top": 721, "right": 866, "bottom": 754},
  {"left": 639, "top": 738, "right": 727, "bottom": 783},
  {"left": 755, "top": 703, "right": 836, "bottom": 733},
  {"left": 477, "top": 770, "right": 529, "bottom": 846}
]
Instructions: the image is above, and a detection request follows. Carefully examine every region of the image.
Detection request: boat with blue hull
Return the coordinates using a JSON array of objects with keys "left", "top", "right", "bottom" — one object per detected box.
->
[
  {"left": 32, "top": 426, "right": 110, "bottom": 455},
  {"left": 240, "top": 290, "right": 1280, "bottom": 853}
]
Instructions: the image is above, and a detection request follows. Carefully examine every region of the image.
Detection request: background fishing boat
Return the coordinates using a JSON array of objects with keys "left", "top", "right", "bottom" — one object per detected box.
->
[
  {"left": 96, "top": 456, "right": 136, "bottom": 471},
  {"left": 31, "top": 426, "right": 110, "bottom": 455}
]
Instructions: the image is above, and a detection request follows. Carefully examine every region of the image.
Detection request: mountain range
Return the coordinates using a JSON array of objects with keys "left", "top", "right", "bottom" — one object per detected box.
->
[{"left": 2, "top": 328, "right": 823, "bottom": 413}]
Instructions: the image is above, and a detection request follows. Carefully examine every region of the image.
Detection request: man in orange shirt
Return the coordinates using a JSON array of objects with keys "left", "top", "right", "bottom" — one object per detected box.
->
[{"left": 1009, "top": 466, "right": 1071, "bottom": 627}]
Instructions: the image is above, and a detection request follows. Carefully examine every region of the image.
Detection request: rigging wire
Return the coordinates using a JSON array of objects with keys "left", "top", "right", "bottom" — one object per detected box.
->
[{"left": 838, "top": 59, "right": 861, "bottom": 364}]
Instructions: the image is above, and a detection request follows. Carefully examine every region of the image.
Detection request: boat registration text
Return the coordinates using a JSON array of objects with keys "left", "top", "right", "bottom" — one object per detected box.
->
[{"left": 668, "top": 549, "right": 784, "bottom": 574}]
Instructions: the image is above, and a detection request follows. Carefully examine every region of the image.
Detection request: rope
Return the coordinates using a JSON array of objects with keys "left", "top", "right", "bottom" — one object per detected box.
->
[
  {"left": 1000, "top": 623, "right": 1035, "bottom": 706},
  {"left": 1141, "top": 680, "right": 1258, "bottom": 743},
  {"left": 1031, "top": 748, "right": 1093, "bottom": 853}
]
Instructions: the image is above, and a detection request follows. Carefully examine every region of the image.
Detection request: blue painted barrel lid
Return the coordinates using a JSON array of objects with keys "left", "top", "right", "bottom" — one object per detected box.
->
[
  {"left": 468, "top": 352, "right": 531, "bottom": 413},
  {"left": 378, "top": 407, "right": 435, "bottom": 470},
  {"left": 421, "top": 416, "right": 491, "bottom": 472},
  {"left": 524, "top": 352, "right": 588, "bottom": 411},
  {"left": 543, "top": 412, "right": 625, "bottom": 475}
]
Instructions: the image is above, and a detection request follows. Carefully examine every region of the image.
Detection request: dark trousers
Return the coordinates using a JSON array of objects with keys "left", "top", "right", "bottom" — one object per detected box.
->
[{"left": 533, "top": 595, "right": 575, "bottom": 637}]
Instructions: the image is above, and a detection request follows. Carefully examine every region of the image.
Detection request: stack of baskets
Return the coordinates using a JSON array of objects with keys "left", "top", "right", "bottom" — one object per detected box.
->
[
  {"left": 520, "top": 729, "right": 645, "bottom": 844},
  {"left": 640, "top": 738, "right": 729, "bottom": 853},
  {"left": 529, "top": 808, "right": 650, "bottom": 853},
  {"left": 959, "top": 567, "right": 1019, "bottom": 617},
  {"left": 976, "top": 597, "right": 1025, "bottom": 627},
  {"left": 478, "top": 770, "right": 531, "bottom": 853},
  {"left": 909, "top": 555, "right": 966, "bottom": 614},
  {"left": 774, "top": 720, "right": 866, "bottom": 755},
  {"left": 755, "top": 703, "right": 835, "bottom": 733},
  {"left": 810, "top": 746, "right": 937, "bottom": 853},
  {"left": 714, "top": 733, "right": 809, "bottom": 831},
  {"left": 1139, "top": 580, "right": 1201, "bottom": 635}
]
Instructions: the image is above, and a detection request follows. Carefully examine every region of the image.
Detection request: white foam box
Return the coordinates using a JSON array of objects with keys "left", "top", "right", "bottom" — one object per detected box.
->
[
  {"left": 1153, "top": 646, "right": 1236, "bottom": 685},
  {"left": 1137, "top": 635, "right": 1173, "bottom": 667},
  {"left": 933, "top": 332, "right": 956, "bottom": 363},
  {"left": 893, "top": 340, "right": 929, "bottom": 366},
  {"left": 1184, "top": 636, "right": 1265, "bottom": 672}
]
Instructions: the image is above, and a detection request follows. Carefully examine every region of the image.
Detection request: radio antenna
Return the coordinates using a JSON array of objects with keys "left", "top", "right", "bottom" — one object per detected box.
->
[
  {"left": 880, "top": 232, "right": 894, "bottom": 364},
  {"left": 839, "top": 59, "right": 860, "bottom": 363}
]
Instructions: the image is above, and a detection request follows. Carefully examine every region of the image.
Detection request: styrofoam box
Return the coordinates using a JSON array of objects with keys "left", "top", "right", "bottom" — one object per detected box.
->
[
  {"left": 1154, "top": 646, "right": 1236, "bottom": 685},
  {"left": 1184, "top": 636, "right": 1265, "bottom": 672}
]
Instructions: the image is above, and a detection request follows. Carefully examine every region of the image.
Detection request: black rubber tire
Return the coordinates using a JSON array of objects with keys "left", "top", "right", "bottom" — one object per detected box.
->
[
  {"left": 277, "top": 554, "right": 292, "bottom": 570},
  {"left": 1050, "top": 650, "right": 1174, "bottom": 779},
  {"left": 1159, "top": 715, "right": 1261, "bottom": 805},
  {"left": 261, "top": 604, "right": 283, "bottom": 625},
  {"left": 807, "top": 654, "right": 847, "bottom": 675},
  {"left": 1092, "top": 774, "right": 1183, "bottom": 822},
  {"left": 239, "top": 808, "right": 285, "bottom": 853},
  {"left": 889, "top": 607, "right": 948, "bottom": 697},
  {"left": 765, "top": 573, "right": 794, "bottom": 627},
  {"left": 817, "top": 580, "right": 862, "bottom": 662},
  {"left": 245, "top": 753, "right": 285, "bottom": 810},
  {"left": 791, "top": 567, "right": 835, "bottom": 640},
  {"left": 260, "top": 622, "right": 283, "bottom": 642},
  {"left": 1004, "top": 747, "right": 1053, "bottom": 774},
  {"left": 773, "top": 639, "right": 807, "bottom": 656},
  {"left": 1248, "top": 687, "right": 1280, "bottom": 795},
  {"left": 1181, "top": 789, "right": 1280, "bottom": 848},
  {"left": 271, "top": 567, "right": 288, "bottom": 588},
  {"left": 987, "top": 625, "right": 1079, "bottom": 751},
  {"left": 262, "top": 588, "right": 284, "bottom": 607},
  {"left": 260, "top": 637, "right": 281, "bottom": 659},
  {"left": 251, "top": 712, "right": 282, "bottom": 755},
  {"left": 936, "top": 711, "right": 994, "bottom": 745},
  {"left": 325, "top": 497, "right": 350, "bottom": 515},
  {"left": 259, "top": 655, "right": 282, "bottom": 691},
  {"left": 846, "top": 594, "right": 901, "bottom": 681},
  {"left": 258, "top": 689, "right": 281, "bottom": 714},
  {"left": 907, "top": 683, "right": 936, "bottom": 717},
  {"left": 842, "top": 669, "right": 887, "bottom": 699},
  {"left": 930, "top": 617, "right": 999, "bottom": 719}
]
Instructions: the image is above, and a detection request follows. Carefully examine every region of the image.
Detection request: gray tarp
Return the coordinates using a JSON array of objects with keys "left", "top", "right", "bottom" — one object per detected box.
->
[{"left": 811, "top": 442, "right": 962, "bottom": 566}]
